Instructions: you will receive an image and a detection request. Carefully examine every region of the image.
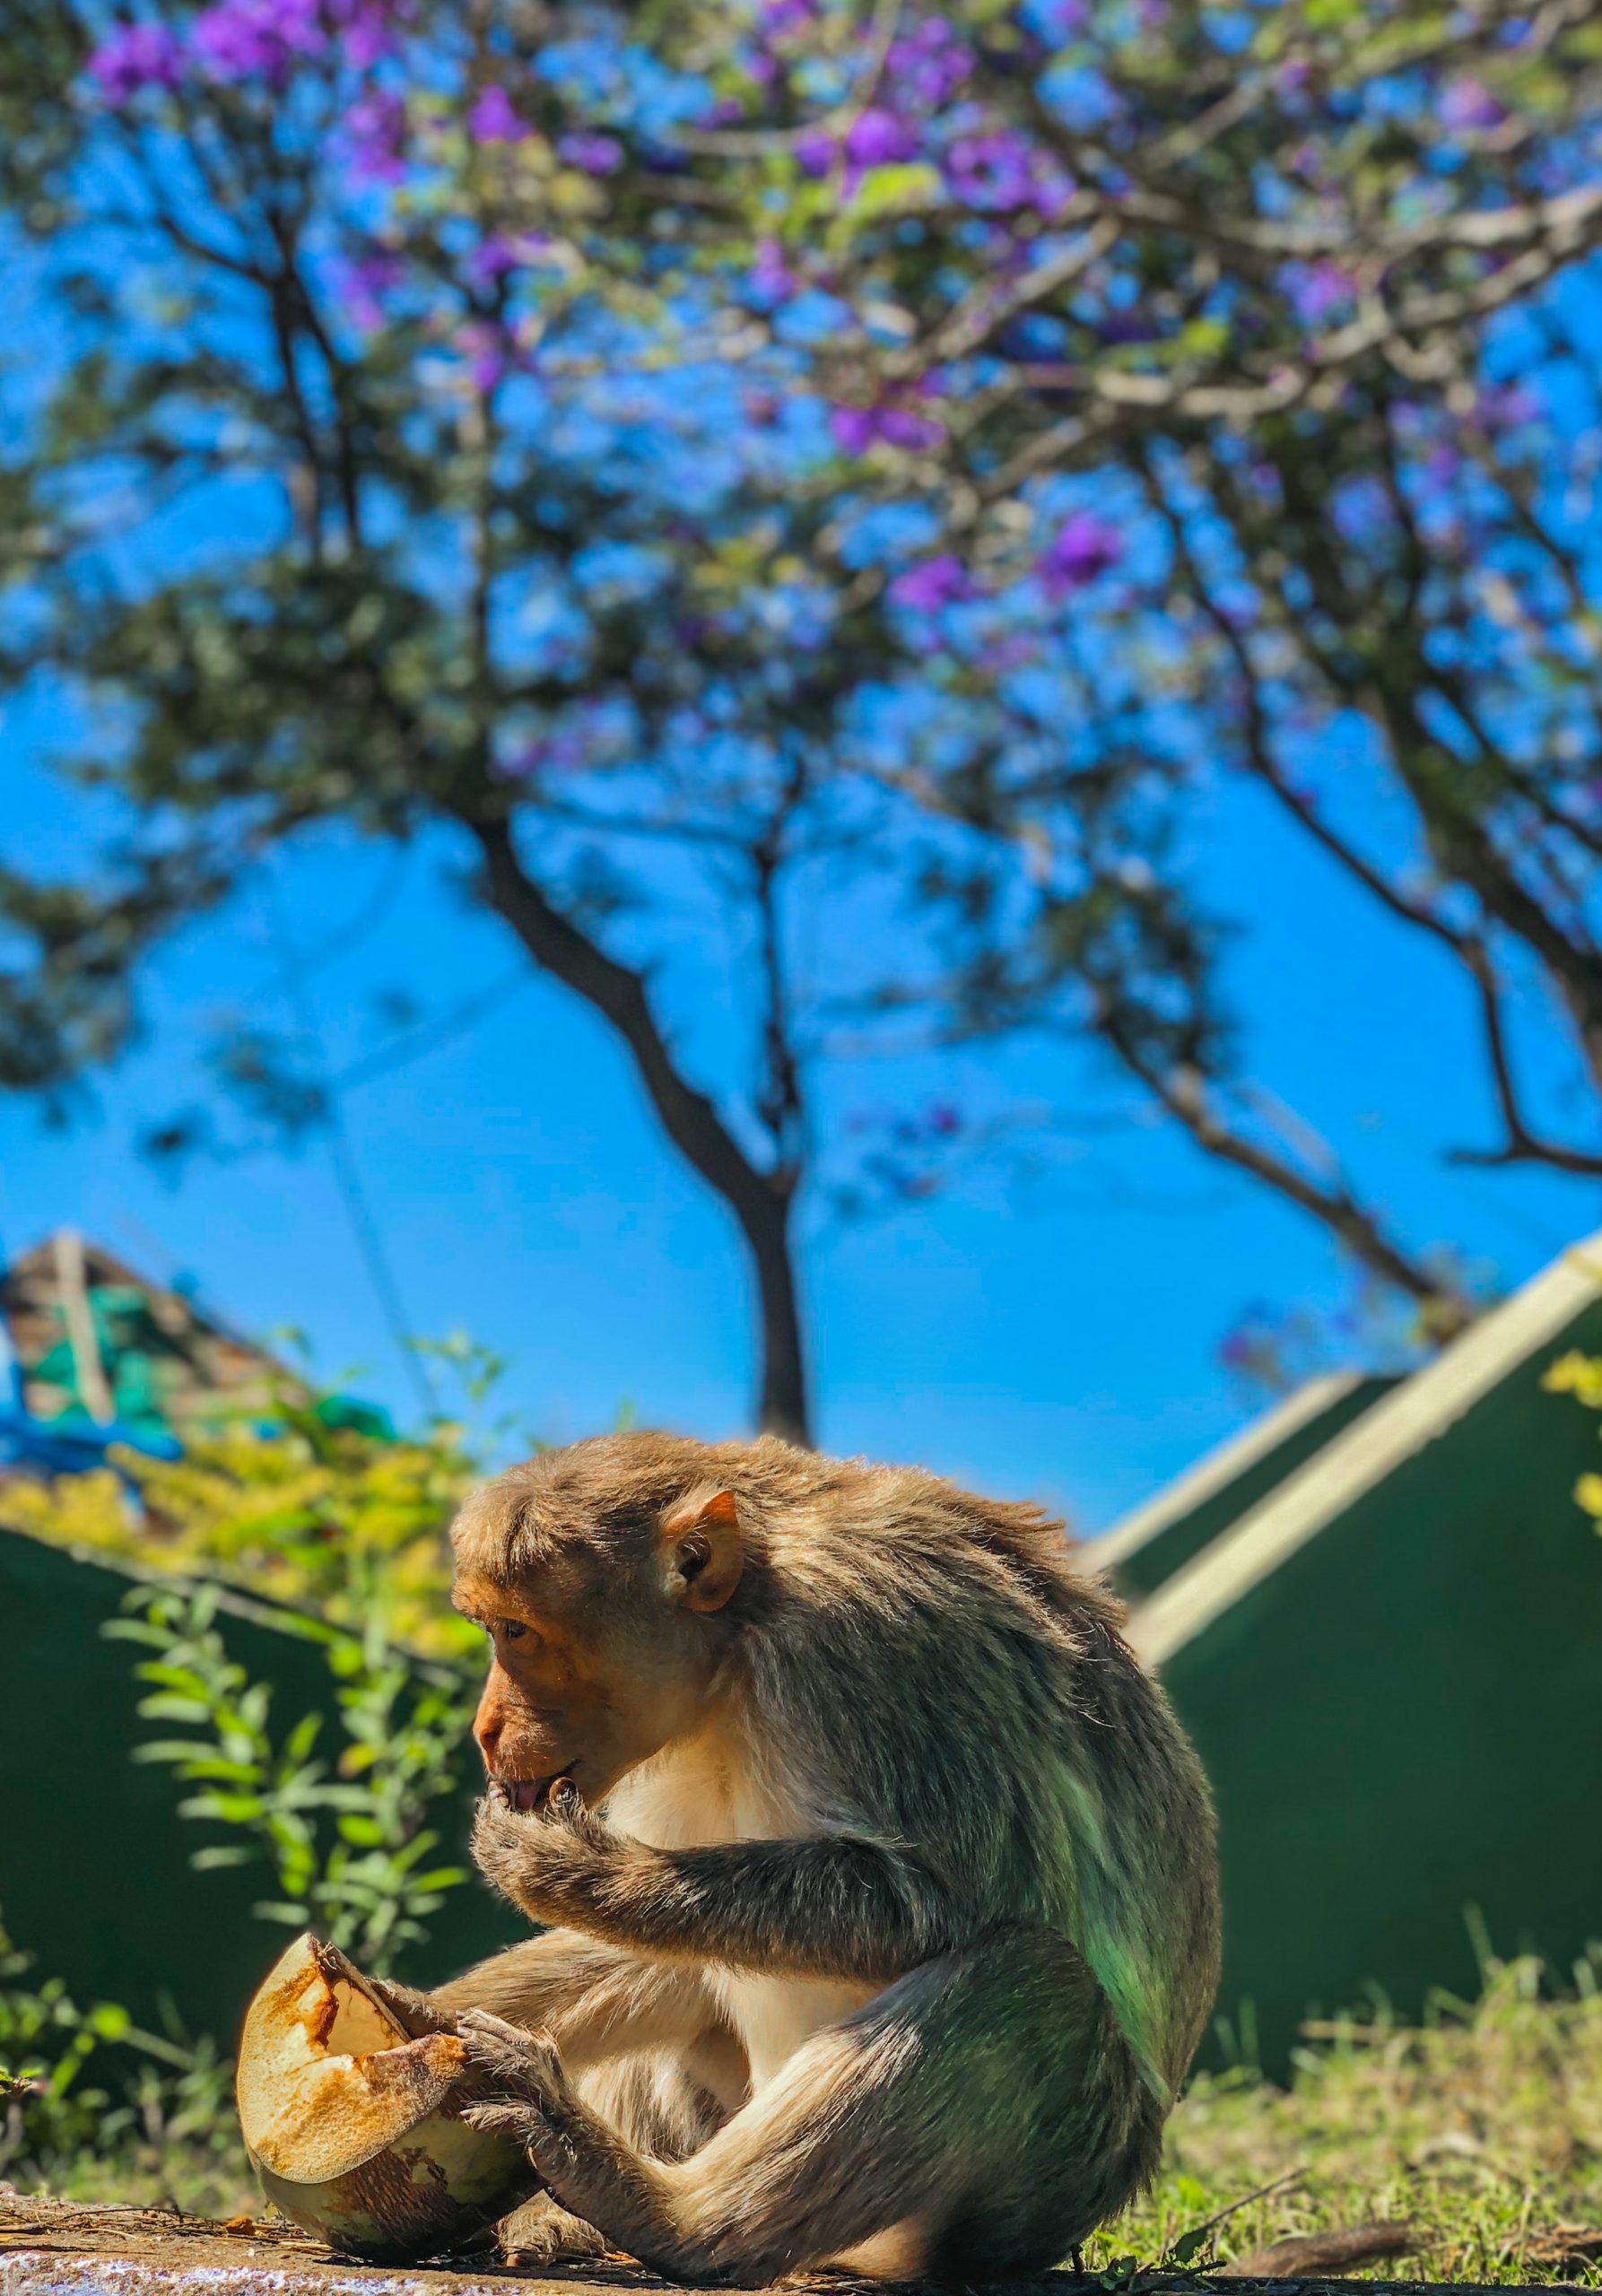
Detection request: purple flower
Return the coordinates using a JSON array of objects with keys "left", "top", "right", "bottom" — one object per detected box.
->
[
  {"left": 885, "top": 17, "right": 971, "bottom": 108},
  {"left": 828, "top": 404, "right": 878, "bottom": 455},
  {"left": 795, "top": 127, "right": 836, "bottom": 177},
  {"left": 876, "top": 404, "right": 944, "bottom": 449},
  {"left": 192, "top": 0, "right": 325, "bottom": 83},
  {"left": 1286, "top": 258, "right": 1355, "bottom": 325},
  {"left": 87, "top": 22, "right": 185, "bottom": 100},
  {"left": 945, "top": 129, "right": 1035, "bottom": 211},
  {"left": 339, "top": 246, "right": 406, "bottom": 328},
  {"left": 1037, "top": 511, "right": 1120, "bottom": 596},
  {"left": 329, "top": 0, "right": 400, "bottom": 66},
  {"left": 457, "top": 319, "right": 513, "bottom": 391},
  {"left": 557, "top": 129, "right": 624, "bottom": 174},
  {"left": 1475, "top": 380, "right": 1539, "bottom": 430},
  {"left": 829, "top": 400, "right": 946, "bottom": 454},
  {"left": 344, "top": 86, "right": 406, "bottom": 181},
  {"left": 1440, "top": 76, "right": 1505, "bottom": 132},
  {"left": 465, "top": 230, "right": 548, "bottom": 286},
  {"left": 748, "top": 237, "right": 798, "bottom": 308},
  {"left": 761, "top": 0, "right": 818, "bottom": 33},
  {"left": 469, "top": 83, "right": 531, "bottom": 143},
  {"left": 840, "top": 105, "right": 918, "bottom": 193},
  {"left": 888, "top": 553, "right": 971, "bottom": 612}
]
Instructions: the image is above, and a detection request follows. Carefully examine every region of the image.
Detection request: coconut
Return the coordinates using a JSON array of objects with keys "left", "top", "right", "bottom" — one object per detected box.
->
[{"left": 236, "top": 1932, "right": 540, "bottom": 2261}]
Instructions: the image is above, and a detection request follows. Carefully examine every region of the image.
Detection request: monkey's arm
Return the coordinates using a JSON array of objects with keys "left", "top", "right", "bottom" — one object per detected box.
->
[{"left": 472, "top": 1796, "right": 966, "bottom": 1982}]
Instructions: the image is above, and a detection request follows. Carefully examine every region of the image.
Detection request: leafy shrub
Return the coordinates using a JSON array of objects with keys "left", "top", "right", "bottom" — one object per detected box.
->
[{"left": 0, "top": 1911, "right": 242, "bottom": 2209}]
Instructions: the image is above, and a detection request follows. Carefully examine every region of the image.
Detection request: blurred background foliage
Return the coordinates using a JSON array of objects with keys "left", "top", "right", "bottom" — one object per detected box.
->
[{"left": 0, "top": 1339, "right": 511, "bottom": 1654}]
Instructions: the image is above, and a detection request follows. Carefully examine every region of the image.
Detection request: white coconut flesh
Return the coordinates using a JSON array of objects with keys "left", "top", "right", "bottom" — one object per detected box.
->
[{"left": 237, "top": 1933, "right": 474, "bottom": 2185}]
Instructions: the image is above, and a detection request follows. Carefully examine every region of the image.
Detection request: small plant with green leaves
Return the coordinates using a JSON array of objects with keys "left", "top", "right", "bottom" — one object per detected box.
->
[
  {"left": 0, "top": 1910, "right": 244, "bottom": 2209},
  {"left": 106, "top": 1579, "right": 475, "bottom": 1970}
]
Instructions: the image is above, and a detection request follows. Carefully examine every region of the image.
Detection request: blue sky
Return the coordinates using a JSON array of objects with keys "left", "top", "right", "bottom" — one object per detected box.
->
[{"left": 4, "top": 695, "right": 1592, "bottom": 1535}]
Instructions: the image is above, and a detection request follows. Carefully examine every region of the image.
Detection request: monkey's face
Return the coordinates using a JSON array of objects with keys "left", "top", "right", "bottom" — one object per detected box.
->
[{"left": 450, "top": 1483, "right": 744, "bottom": 1811}]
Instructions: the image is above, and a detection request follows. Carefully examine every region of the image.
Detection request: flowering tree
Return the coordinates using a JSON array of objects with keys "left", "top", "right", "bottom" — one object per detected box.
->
[
  {"left": 0, "top": 0, "right": 1206, "bottom": 1443},
  {"left": 3, "top": 0, "right": 1601, "bottom": 1426}
]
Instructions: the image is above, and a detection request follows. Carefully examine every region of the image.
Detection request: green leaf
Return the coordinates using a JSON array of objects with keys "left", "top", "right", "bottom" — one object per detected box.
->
[
  {"left": 135, "top": 1695, "right": 214, "bottom": 1725},
  {"left": 252, "top": 1901, "right": 314, "bottom": 1927},
  {"left": 336, "top": 1815, "right": 386, "bottom": 1848},
  {"left": 846, "top": 163, "right": 941, "bottom": 222},
  {"left": 177, "top": 1791, "right": 266, "bottom": 1822},
  {"left": 405, "top": 1866, "right": 467, "bottom": 1893}
]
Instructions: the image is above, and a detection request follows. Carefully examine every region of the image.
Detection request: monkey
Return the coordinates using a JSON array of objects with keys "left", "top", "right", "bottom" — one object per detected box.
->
[{"left": 393, "top": 1431, "right": 1220, "bottom": 2285}]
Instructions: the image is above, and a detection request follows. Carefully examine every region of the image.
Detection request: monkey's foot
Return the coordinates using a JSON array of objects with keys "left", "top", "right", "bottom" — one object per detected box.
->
[
  {"left": 458, "top": 2008, "right": 576, "bottom": 2165},
  {"left": 501, "top": 2194, "right": 605, "bottom": 2266}
]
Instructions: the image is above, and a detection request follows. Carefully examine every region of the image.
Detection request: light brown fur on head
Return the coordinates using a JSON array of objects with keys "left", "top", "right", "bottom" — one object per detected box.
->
[{"left": 437, "top": 1429, "right": 1221, "bottom": 2285}]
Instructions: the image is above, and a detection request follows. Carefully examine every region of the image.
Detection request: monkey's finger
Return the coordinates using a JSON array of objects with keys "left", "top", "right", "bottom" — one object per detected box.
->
[
  {"left": 458, "top": 2011, "right": 564, "bottom": 2098},
  {"left": 547, "top": 1777, "right": 585, "bottom": 1821},
  {"left": 364, "top": 1976, "right": 461, "bottom": 2039},
  {"left": 462, "top": 2100, "right": 553, "bottom": 2149},
  {"left": 459, "top": 2006, "right": 550, "bottom": 2054}
]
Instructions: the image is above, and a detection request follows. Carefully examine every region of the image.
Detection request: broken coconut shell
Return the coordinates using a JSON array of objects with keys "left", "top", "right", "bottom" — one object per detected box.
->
[{"left": 236, "top": 1932, "right": 540, "bottom": 2261}]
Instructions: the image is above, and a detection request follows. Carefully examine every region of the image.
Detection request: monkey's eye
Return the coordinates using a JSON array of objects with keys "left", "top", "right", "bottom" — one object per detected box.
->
[{"left": 497, "top": 1619, "right": 531, "bottom": 1643}]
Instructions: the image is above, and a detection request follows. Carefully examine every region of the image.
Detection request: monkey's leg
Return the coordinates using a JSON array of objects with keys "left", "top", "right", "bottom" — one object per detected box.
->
[
  {"left": 463, "top": 1930, "right": 1162, "bottom": 2285},
  {"left": 492, "top": 2048, "right": 735, "bottom": 2266},
  {"left": 443, "top": 1938, "right": 741, "bottom": 2266},
  {"left": 431, "top": 1928, "right": 720, "bottom": 2074}
]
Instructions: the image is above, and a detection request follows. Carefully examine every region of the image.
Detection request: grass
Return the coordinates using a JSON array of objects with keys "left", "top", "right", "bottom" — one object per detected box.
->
[
  {"left": 1089, "top": 1951, "right": 1602, "bottom": 2284},
  {"left": 9, "top": 1952, "right": 1601, "bottom": 2283}
]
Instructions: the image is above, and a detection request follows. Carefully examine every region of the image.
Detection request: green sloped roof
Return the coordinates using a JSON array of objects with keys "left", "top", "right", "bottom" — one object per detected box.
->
[
  {"left": 1097, "top": 1374, "right": 1398, "bottom": 1603},
  {"left": 1139, "top": 1240, "right": 1602, "bottom": 2072}
]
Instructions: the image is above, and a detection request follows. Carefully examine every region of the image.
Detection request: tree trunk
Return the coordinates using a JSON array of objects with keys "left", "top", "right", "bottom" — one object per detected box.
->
[
  {"left": 741, "top": 1185, "right": 809, "bottom": 1445},
  {"left": 466, "top": 814, "right": 814, "bottom": 1445}
]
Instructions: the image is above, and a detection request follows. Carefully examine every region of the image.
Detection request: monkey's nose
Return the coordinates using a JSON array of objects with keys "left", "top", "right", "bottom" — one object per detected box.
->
[{"left": 474, "top": 1705, "right": 506, "bottom": 1767}]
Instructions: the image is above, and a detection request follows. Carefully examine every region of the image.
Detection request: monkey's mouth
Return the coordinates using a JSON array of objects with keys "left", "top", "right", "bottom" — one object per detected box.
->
[{"left": 490, "top": 1768, "right": 572, "bottom": 1815}]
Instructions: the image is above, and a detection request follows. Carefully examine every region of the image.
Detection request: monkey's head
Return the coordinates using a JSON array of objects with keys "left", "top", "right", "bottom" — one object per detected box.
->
[{"left": 449, "top": 1434, "right": 751, "bottom": 1811}]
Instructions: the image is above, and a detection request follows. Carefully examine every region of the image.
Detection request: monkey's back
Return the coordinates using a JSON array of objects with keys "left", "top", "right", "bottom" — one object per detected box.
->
[{"left": 734, "top": 1444, "right": 1222, "bottom": 2103}]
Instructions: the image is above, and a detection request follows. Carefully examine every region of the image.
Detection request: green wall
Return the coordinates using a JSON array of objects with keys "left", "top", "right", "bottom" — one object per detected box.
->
[
  {"left": 1114, "top": 1376, "right": 1397, "bottom": 1603},
  {"left": 1163, "top": 1305, "right": 1602, "bottom": 2073},
  {"left": 0, "top": 1528, "right": 518, "bottom": 2048}
]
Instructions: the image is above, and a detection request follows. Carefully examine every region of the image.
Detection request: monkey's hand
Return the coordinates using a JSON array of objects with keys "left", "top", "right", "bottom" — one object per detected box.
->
[
  {"left": 458, "top": 2010, "right": 579, "bottom": 2172},
  {"left": 471, "top": 1782, "right": 631, "bottom": 1927}
]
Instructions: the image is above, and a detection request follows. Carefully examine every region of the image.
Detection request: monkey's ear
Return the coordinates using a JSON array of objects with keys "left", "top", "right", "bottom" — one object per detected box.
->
[{"left": 663, "top": 1488, "right": 744, "bottom": 1613}]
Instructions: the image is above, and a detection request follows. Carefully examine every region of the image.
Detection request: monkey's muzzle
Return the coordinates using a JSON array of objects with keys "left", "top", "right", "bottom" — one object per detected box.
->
[{"left": 489, "top": 1767, "right": 575, "bottom": 1813}]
